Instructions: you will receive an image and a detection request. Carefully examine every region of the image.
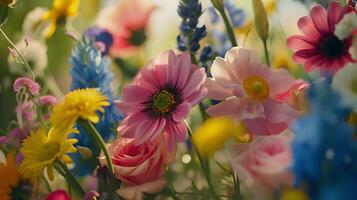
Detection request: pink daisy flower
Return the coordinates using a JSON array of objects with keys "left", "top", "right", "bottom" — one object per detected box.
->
[
  {"left": 287, "top": 1, "right": 355, "bottom": 73},
  {"left": 116, "top": 50, "right": 207, "bottom": 149},
  {"left": 13, "top": 77, "right": 40, "bottom": 95},
  {"left": 206, "top": 47, "right": 297, "bottom": 135},
  {"left": 96, "top": 0, "right": 155, "bottom": 57}
]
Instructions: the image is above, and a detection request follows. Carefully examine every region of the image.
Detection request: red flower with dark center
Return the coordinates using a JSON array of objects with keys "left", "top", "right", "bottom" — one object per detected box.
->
[{"left": 287, "top": 1, "right": 355, "bottom": 73}]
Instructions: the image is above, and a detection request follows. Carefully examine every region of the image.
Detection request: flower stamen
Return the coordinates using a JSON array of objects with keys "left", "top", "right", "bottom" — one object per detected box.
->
[
  {"left": 243, "top": 76, "right": 270, "bottom": 101},
  {"left": 153, "top": 90, "right": 176, "bottom": 114}
]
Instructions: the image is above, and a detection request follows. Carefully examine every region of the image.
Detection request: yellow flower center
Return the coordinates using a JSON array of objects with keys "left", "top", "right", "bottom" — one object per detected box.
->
[
  {"left": 153, "top": 90, "right": 176, "bottom": 114},
  {"left": 243, "top": 76, "right": 270, "bottom": 101},
  {"left": 38, "top": 142, "right": 60, "bottom": 161}
]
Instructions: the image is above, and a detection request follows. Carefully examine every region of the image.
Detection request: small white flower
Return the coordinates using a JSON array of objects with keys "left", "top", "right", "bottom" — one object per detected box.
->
[{"left": 332, "top": 62, "right": 357, "bottom": 112}]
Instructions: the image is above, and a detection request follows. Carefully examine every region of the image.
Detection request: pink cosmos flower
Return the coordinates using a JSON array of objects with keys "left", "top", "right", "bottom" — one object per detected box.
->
[
  {"left": 116, "top": 50, "right": 207, "bottom": 148},
  {"left": 96, "top": 0, "right": 155, "bottom": 57},
  {"left": 230, "top": 134, "right": 292, "bottom": 189},
  {"left": 206, "top": 47, "right": 297, "bottom": 135},
  {"left": 13, "top": 77, "right": 40, "bottom": 95},
  {"left": 287, "top": 1, "right": 355, "bottom": 73},
  {"left": 99, "top": 137, "right": 176, "bottom": 200}
]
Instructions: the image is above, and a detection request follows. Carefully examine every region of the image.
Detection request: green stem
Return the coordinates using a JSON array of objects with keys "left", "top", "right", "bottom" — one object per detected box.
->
[
  {"left": 0, "top": 28, "right": 35, "bottom": 80},
  {"left": 79, "top": 121, "right": 101, "bottom": 155},
  {"left": 81, "top": 120, "right": 115, "bottom": 174},
  {"left": 185, "top": 120, "right": 220, "bottom": 200},
  {"left": 262, "top": 39, "right": 270, "bottom": 67},
  {"left": 54, "top": 160, "right": 85, "bottom": 197},
  {"left": 215, "top": 5, "right": 237, "bottom": 47}
]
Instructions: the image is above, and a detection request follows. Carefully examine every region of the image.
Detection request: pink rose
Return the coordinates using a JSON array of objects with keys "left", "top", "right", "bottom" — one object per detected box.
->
[
  {"left": 231, "top": 134, "right": 292, "bottom": 189},
  {"left": 99, "top": 137, "right": 176, "bottom": 200}
]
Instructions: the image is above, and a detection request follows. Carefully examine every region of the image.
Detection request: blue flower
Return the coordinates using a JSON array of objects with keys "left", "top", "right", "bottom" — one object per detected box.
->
[
  {"left": 86, "top": 27, "right": 113, "bottom": 56},
  {"left": 291, "top": 78, "right": 357, "bottom": 199},
  {"left": 177, "top": 0, "right": 206, "bottom": 52},
  {"left": 70, "top": 36, "right": 124, "bottom": 176}
]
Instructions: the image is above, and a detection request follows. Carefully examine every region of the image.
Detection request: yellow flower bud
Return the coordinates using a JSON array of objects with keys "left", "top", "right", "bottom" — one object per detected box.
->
[{"left": 192, "top": 117, "right": 246, "bottom": 157}]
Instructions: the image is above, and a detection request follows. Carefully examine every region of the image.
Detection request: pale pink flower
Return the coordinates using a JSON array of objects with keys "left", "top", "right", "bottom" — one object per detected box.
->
[
  {"left": 96, "top": 0, "right": 155, "bottom": 57},
  {"left": 13, "top": 77, "right": 40, "bottom": 95},
  {"left": 39, "top": 95, "right": 58, "bottom": 106},
  {"left": 116, "top": 50, "right": 207, "bottom": 148},
  {"left": 230, "top": 134, "right": 292, "bottom": 189},
  {"left": 287, "top": 1, "right": 355, "bottom": 73},
  {"left": 206, "top": 47, "right": 297, "bottom": 135},
  {"left": 99, "top": 137, "right": 176, "bottom": 200}
]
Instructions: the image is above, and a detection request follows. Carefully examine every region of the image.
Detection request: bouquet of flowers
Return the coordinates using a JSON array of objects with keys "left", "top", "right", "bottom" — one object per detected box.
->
[{"left": 0, "top": 0, "right": 356, "bottom": 199}]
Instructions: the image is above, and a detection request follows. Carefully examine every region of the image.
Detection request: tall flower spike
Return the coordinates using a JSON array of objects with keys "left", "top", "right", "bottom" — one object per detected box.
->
[
  {"left": 70, "top": 36, "right": 123, "bottom": 175},
  {"left": 177, "top": 0, "right": 206, "bottom": 52}
]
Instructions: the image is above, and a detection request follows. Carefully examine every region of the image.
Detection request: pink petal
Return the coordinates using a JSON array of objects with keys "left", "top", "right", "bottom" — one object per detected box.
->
[
  {"left": 136, "top": 117, "right": 166, "bottom": 145},
  {"left": 182, "top": 68, "right": 206, "bottom": 98},
  {"left": 154, "top": 64, "right": 169, "bottom": 88},
  {"left": 118, "top": 113, "right": 150, "bottom": 138},
  {"left": 229, "top": 48, "right": 261, "bottom": 80},
  {"left": 327, "top": 1, "right": 342, "bottom": 32},
  {"left": 243, "top": 118, "right": 288, "bottom": 136},
  {"left": 184, "top": 88, "right": 207, "bottom": 105},
  {"left": 310, "top": 5, "right": 329, "bottom": 35},
  {"left": 263, "top": 99, "right": 297, "bottom": 124},
  {"left": 140, "top": 67, "right": 162, "bottom": 90},
  {"left": 287, "top": 35, "right": 316, "bottom": 51},
  {"left": 297, "top": 16, "right": 321, "bottom": 40},
  {"left": 206, "top": 97, "right": 246, "bottom": 118},
  {"left": 205, "top": 78, "right": 234, "bottom": 100},
  {"left": 165, "top": 121, "right": 187, "bottom": 143},
  {"left": 175, "top": 52, "right": 191, "bottom": 89},
  {"left": 123, "top": 85, "right": 152, "bottom": 103},
  {"left": 115, "top": 101, "right": 145, "bottom": 114},
  {"left": 267, "top": 69, "right": 296, "bottom": 95},
  {"left": 304, "top": 55, "right": 325, "bottom": 71},
  {"left": 172, "top": 102, "right": 191, "bottom": 122},
  {"left": 211, "top": 57, "right": 239, "bottom": 83},
  {"left": 294, "top": 49, "right": 320, "bottom": 58}
]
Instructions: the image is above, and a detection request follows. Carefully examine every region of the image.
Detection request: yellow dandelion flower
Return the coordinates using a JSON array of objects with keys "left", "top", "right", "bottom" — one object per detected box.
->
[
  {"left": 192, "top": 117, "right": 248, "bottom": 157},
  {"left": 0, "top": 154, "right": 20, "bottom": 200},
  {"left": 50, "top": 88, "right": 109, "bottom": 130},
  {"left": 19, "top": 126, "right": 78, "bottom": 181},
  {"left": 41, "top": 0, "right": 80, "bottom": 38}
]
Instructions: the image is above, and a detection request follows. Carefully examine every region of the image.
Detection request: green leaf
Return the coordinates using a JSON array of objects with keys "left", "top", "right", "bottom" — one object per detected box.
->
[
  {"left": 252, "top": 0, "right": 269, "bottom": 41},
  {"left": 0, "top": 5, "right": 8, "bottom": 27}
]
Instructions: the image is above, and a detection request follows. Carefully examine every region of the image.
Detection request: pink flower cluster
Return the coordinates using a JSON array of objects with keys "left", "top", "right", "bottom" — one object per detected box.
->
[{"left": 13, "top": 77, "right": 40, "bottom": 95}]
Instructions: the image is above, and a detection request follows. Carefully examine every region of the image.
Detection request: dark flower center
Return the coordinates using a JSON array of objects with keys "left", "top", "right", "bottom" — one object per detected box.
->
[
  {"left": 129, "top": 28, "right": 147, "bottom": 46},
  {"left": 153, "top": 90, "right": 176, "bottom": 114},
  {"left": 322, "top": 35, "right": 344, "bottom": 58}
]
